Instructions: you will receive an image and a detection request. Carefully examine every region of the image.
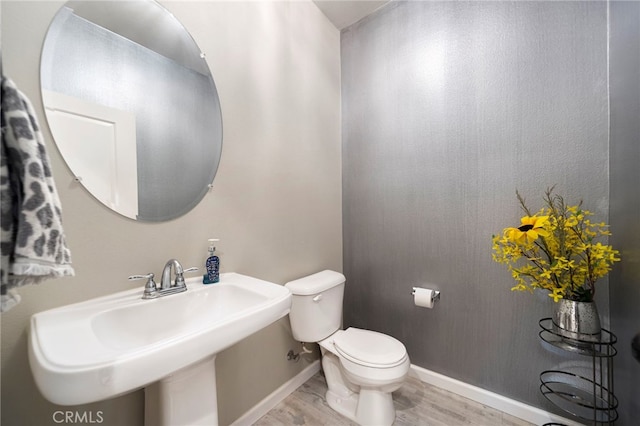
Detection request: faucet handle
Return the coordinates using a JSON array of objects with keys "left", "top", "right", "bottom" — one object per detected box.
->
[
  {"left": 128, "top": 272, "right": 155, "bottom": 281},
  {"left": 175, "top": 267, "right": 198, "bottom": 288},
  {"left": 129, "top": 273, "right": 158, "bottom": 299}
]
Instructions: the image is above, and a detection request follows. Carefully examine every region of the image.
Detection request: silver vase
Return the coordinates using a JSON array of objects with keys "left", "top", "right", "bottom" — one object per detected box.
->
[{"left": 552, "top": 299, "right": 602, "bottom": 342}]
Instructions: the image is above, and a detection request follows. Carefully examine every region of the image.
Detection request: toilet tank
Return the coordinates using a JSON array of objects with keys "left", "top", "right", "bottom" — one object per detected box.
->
[{"left": 285, "top": 270, "right": 345, "bottom": 342}]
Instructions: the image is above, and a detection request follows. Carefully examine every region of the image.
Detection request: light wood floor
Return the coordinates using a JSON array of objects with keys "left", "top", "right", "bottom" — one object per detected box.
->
[{"left": 255, "top": 371, "right": 536, "bottom": 426}]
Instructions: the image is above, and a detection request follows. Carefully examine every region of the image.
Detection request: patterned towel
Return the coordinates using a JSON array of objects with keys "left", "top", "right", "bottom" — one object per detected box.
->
[{"left": 1, "top": 77, "right": 74, "bottom": 312}]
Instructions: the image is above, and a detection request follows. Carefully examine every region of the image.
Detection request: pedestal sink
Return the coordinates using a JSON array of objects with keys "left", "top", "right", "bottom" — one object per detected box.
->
[{"left": 29, "top": 272, "right": 291, "bottom": 426}]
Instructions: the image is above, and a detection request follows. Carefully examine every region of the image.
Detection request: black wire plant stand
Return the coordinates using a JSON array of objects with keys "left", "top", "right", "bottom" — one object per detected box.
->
[{"left": 539, "top": 318, "right": 618, "bottom": 425}]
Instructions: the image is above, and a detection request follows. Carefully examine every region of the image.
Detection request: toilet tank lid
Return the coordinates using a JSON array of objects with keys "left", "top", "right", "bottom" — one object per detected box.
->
[{"left": 285, "top": 270, "right": 346, "bottom": 295}]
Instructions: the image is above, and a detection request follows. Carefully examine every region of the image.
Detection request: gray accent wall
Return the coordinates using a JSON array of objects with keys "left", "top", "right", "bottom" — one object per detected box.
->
[
  {"left": 609, "top": 1, "right": 640, "bottom": 425},
  {"left": 342, "top": 0, "right": 611, "bottom": 415}
]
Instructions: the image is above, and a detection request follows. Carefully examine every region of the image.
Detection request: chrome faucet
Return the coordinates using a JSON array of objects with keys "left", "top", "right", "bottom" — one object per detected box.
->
[
  {"left": 129, "top": 259, "right": 197, "bottom": 299},
  {"left": 161, "top": 258, "right": 186, "bottom": 290}
]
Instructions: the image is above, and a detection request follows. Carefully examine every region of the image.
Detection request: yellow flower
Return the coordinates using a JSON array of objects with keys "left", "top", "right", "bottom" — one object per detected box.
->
[
  {"left": 506, "top": 216, "right": 549, "bottom": 245},
  {"left": 511, "top": 283, "right": 527, "bottom": 292},
  {"left": 540, "top": 269, "right": 553, "bottom": 280},
  {"left": 548, "top": 288, "right": 564, "bottom": 302}
]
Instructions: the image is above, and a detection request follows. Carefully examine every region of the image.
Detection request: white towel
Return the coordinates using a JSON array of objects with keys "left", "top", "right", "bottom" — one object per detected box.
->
[{"left": 1, "top": 77, "right": 74, "bottom": 312}]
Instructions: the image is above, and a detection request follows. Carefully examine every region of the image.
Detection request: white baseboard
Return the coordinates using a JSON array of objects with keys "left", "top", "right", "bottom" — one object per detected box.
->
[
  {"left": 410, "top": 364, "right": 583, "bottom": 426},
  {"left": 231, "top": 360, "right": 321, "bottom": 426}
]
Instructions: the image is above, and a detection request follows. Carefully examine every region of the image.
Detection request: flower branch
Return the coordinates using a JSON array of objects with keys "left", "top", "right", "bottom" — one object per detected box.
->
[{"left": 492, "top": 187, "right": 620, "bottom": 302}]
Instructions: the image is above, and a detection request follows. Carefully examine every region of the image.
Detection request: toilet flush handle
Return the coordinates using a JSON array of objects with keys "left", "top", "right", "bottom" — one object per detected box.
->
[{"left": 313, "top": 294, "right": 323, "bottom": 302}]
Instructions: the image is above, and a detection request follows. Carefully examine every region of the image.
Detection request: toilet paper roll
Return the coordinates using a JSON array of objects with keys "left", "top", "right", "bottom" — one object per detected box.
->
[{"left": 413, "top": 287, "right": 437, "bottom": 309}]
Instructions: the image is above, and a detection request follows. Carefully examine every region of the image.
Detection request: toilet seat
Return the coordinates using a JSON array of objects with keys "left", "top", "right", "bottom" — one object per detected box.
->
[{"left": 333, "top": 328, "right": 407, "bottom": 368}]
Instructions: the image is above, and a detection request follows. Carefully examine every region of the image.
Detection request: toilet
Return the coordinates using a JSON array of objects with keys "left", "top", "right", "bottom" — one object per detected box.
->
[{"left": 285, "top": 270, "right": 410, "bottom": 426}]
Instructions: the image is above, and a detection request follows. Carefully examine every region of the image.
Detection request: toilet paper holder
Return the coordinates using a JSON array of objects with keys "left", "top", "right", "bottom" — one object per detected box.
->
[{"left": 412, "top": 287, "right": 440, "bottom": 303}]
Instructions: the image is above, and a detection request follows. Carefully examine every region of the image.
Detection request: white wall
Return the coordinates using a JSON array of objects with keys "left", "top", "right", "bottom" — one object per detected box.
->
[{"left": 0, "top": 1, "right": 341, "bottom": 425}]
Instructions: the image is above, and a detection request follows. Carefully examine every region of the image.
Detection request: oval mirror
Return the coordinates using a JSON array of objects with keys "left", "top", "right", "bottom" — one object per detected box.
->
[{"left": 40, "top": 0, "right": 223, "bottom": 221}]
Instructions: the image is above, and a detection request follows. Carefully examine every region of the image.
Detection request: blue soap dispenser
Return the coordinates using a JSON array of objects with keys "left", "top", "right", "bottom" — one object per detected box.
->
[{"left": 203, "top": 239, "right": 220, "bottom": 284}]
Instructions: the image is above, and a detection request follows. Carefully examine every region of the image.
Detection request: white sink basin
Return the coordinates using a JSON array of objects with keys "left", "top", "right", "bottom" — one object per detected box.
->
[{"left": 29, "top": 272, "right": 291, "bottom": 408}]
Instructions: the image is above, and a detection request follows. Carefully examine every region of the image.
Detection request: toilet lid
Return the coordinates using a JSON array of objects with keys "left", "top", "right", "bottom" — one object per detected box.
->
[{"left": 333, "top": 328, "right": 407, "bottom": 367}]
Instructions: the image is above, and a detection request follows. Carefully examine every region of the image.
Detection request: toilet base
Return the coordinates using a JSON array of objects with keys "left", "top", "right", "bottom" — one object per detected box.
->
[
  {"left": 325, "top": 389, "right": 359, "bottom": 423},
  {"left": 321, "top": 348, "right": 397, "bottom": 426},
  {"left": 326, "top": 388, "right": 395, "bottom": 426},
  {"left": 356, "top": 388, "right": 395, "bottom": 426}
]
